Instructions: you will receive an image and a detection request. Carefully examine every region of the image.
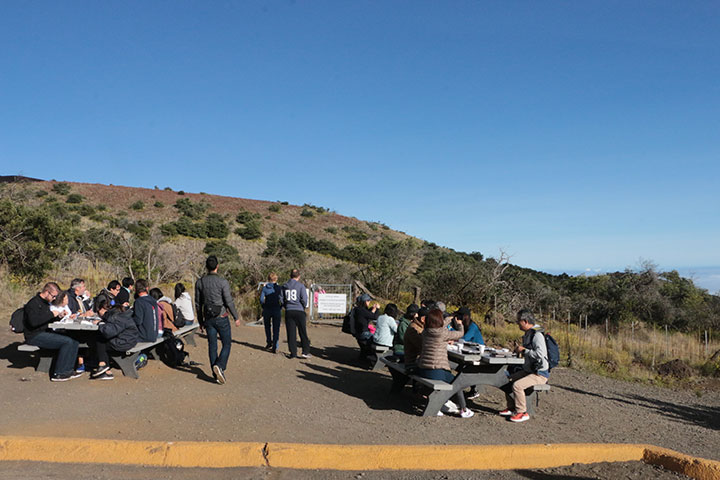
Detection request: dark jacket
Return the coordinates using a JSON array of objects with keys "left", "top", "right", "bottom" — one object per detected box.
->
[
  {"left": 115, "top": 287, "right": 131, "bottom": 306},
  {"left": 132, "top": 294, "right": 159, "bottom": 342},
  {"left": 66, "top": 289, "right": 91, "bottom": 314},
  {"left": 99, "top": 309, "right": 140, "bottom": 352},
  {"left": 195, "top": 272, "right": 238, "bottom": 325},
  {"left": 23, "top": 294, "right": 55, "bottom": 341},
  {"left": 260, "top": 283, "right": 283, "bottom": 313},
  {"left": 353, "top": 305, "right": 380, "bottom": 337}
]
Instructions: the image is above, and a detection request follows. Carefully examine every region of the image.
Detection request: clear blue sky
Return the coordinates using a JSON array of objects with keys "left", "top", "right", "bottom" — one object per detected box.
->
[{"left": 2, "top": 1, "right": 718, "bottom": 287}]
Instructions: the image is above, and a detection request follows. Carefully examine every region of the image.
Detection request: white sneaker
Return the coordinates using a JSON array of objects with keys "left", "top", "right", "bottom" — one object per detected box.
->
[
  {"left": 436, "top": 410, "right": 445, "bottom": 417},
  {"left": 441, "top": 400, "right": 459, "bottom": 414},
  {"left": 460, "top": 408, "right": 475, "bottom": 419}
]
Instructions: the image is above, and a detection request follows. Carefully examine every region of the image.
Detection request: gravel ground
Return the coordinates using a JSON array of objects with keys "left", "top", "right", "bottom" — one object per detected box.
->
[
  {"left": 0, "top": 322, "right": 717, "bottom": 471},
  {"left": 0, "top": 461, "right": 690, "bottom": 479}
]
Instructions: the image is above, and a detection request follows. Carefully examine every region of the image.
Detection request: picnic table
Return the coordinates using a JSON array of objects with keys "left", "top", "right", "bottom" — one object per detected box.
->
[
  {"left": 48, "top": 320, "right": 100, "bottom": 331},
  {"left": 381, "top": 345, "right": 550, "bottom": 417}
]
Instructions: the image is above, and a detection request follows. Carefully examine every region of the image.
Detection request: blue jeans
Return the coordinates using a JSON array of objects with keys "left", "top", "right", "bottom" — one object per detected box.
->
[
  {"left": 205, "top": 316, "right": 232, "bottom": 370},
  {"left": 263, "top": 309, "right": 282, "bottom": 350},
  {"left": 27, "top": 332, "right": 79, "bottom": 376},
  {"left": 417, "top": 368, "right": 466, "bottom": 410}
]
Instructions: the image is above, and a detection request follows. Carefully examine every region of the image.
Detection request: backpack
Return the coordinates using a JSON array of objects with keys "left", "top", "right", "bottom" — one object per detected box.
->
[
  {"left": 171, "top": 303, "right": 185, "bottom": 328},
  {"left": 157, "top": 333, "right": 188, "bottom": 367},
  {"left": 534, "top": 330, "right": 560, "bottom": 370},
  {"left": 341, "top": 307, "right": 356, "bottom": 335},
  {"left": 10, "top": 308, "right": 25, "bottom": 334}
]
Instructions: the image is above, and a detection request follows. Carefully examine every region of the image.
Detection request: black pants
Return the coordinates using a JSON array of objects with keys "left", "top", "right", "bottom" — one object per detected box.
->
[
  {"left": 285, "top": 310, "right": 310, "bottom": 357},
  {"left": 87, "top": 336, "right": 121, "bottom": 367}
]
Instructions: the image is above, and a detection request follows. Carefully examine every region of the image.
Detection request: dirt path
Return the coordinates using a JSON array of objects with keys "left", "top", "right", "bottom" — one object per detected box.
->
[{"left": 1, "top": 324, "right": 717, "bottom": 461}]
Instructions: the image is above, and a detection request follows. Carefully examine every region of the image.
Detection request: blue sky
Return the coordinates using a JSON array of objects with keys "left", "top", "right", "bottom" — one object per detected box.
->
[{"left": 1, "top": 1, "right": 718, "bottom": 290}]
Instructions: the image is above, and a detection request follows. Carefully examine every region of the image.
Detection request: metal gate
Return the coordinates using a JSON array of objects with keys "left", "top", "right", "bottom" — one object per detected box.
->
[{"left": 309, "top": 283, "right": 352, "bottom": 324}]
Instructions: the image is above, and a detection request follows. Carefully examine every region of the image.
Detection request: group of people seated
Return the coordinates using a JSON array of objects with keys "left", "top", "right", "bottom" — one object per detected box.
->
[
  {"left": 21, "top": 277, "right": 195, "bottom": 382},
  {"left": 353, "top": 296, "right": 549, "bottom": 423}
]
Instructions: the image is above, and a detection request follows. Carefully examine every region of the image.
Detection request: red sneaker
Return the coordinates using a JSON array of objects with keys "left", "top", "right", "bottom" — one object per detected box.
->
[
  {"left": 498, "top": 409, "right": 513, "bottom": 416},
  {"left": 509, "top": 412, "right": 530, "bottom": 423}
]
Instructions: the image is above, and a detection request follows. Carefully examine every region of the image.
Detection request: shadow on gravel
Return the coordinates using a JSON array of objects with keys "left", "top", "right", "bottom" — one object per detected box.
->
[
  {"left": 619, "top": 393, "right": 720, "bottom": 431},
  {"left": 554, "top": 384, "right": 720, "bottom": 431},
  {"left": 296, "top": 362, "right": 417, "bottom": 414},
  {"left": 514, "top": 471, "right": 593, "bottom": 480},
  {"left": 0, "top": 341, "right": 37, "bottom": 370}
]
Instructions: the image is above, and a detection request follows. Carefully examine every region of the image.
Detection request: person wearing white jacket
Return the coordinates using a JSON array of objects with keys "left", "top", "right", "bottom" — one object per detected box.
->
[{"left": 173, "top": 283, "right": 195, "bottom": 325}]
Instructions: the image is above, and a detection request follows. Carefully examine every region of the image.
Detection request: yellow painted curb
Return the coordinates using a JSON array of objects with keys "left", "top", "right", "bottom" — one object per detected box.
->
[
  {"left": 0, "top": 436, "right": 266, "bottom": 468},
  {"left": 0, "top": 436, "right": 718, "bottom": 479},
  {"left": 644, "top": 445, "right": 720, "bottom": 480},
  {"left": 267, "top": 442, "right": 645, "bottom": 470}
]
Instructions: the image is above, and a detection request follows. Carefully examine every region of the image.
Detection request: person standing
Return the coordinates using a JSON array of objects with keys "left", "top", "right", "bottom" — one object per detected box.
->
[
  {"left": 195, "top": 255, "right": 240, "bottom": 384},
  {"left": 282, "top": 269, "right": 310, "bottom": 359},
  {"left": 260, "top": 272, "right": 283, "bottom": 353}
]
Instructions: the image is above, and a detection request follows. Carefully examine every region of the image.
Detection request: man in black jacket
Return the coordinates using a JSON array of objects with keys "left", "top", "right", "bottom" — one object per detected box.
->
[
  {"left": 195, "top": 255, "right": 240, "bottom": 385},
  {"left": 24, "top": 282, "right": 81, "bottom": 382}
]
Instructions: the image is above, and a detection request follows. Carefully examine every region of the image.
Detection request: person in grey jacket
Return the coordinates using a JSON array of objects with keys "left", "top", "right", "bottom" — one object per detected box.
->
[
  {"left": 195, "top": 255, "right": 240, "bottom": 384},
  {"left": 282, "top": 269, "right": 310, "bottom": 359},
  {"left": 499, "top": 309, "right": 549, "bottom": 423}
]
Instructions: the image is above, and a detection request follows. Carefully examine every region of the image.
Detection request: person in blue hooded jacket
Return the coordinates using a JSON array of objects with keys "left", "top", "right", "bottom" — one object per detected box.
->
[{"left": 260, "top": 272, "right": 283, "bottom": 353}]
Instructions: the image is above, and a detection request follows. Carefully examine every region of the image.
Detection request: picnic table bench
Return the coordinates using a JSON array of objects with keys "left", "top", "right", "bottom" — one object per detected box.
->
[
  {"left": 371, "top": 344, "right": 394, "bottom": 371},
  {"left": 18, "top": 323, "right": 200, "bottom": 378}
]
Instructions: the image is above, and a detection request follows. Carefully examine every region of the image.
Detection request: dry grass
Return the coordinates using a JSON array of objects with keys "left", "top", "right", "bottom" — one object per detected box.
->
[{"left": 478, "top": 316, "right": 720, "bottom": 384}]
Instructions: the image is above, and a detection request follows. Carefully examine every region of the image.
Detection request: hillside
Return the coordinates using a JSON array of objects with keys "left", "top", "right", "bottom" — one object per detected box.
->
[{"left": 1, "top": 176, "right": 720, "bottom": 381}]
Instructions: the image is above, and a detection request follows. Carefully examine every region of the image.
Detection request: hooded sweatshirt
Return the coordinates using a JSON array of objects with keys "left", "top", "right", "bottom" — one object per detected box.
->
[
  {"left": 282, "top": 279, "right": 307, "bottom": 312},
  {"left": 260, "top": 283, "right": 283, "bottom": 312}
]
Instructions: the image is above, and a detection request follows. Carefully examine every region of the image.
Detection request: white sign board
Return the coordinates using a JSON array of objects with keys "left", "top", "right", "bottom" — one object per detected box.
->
[{"left": 317, "top": 293, "right": 347, "bottom": 314}]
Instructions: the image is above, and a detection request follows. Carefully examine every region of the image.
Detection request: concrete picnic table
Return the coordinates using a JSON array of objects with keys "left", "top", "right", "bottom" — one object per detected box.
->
[{"left": 48, "top": 320, "right": 100, "bottom": 331}]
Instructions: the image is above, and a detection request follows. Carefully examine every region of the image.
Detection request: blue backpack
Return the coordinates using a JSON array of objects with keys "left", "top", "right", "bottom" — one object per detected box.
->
[{"left": 540, "top": 331, "right": 560, "bottom": 370}]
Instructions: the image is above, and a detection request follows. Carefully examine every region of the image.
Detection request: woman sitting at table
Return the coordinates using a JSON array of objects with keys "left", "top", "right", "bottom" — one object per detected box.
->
[
  {"left": 372, "top": 303, "right": 399, "bottom": 348},
  {"left": 50, "top": 291, "right": 75, "bottom": 322},
  {"left": 454, "top": 307, "right": 484, "bottom": 400},
  {"left": 417, "top": 308, "right": 474, "bottom": 418},
  {"left": 88, "top": 294, "right": 140, "bottom": 380}
]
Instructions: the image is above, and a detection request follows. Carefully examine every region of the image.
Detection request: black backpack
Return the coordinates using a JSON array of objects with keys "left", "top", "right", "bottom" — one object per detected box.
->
[
  {"left": 341, "top": 307, "right": 356, "bottom": 335},
  {"left": 171, "top": 303, "right": 186, "bottom": 328},
  {"left": 157, "top": 333, "right": 188, "bottom": 367},
  {"left": 10, "top": 308, "right": 25, "bottom": 334}
]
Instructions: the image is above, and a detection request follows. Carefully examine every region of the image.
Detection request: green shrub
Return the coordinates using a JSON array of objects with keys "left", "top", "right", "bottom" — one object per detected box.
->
[
  {"left": 205, "top": 213, "right": 229, "bottom": 239},
  {"left": 154, "top": 201, "right": 165, "bottom": 208},
  {"left": 236, "top": 208, "right": 261, "bottom": 224},
  {"left": 342, "top": 225, "right": 368, "bottom": 241},
  {"left": 235, "top": 219, "right": 262, "bottom": 240},
  {"left": 174, "top": 198, "right": 209, "bottom": 219},
  {"left": 268, "top": 204, "right": 281, "bottom": 213},
  {"left": 96, "top": 204, "right": 107, "bottom": 211},
  {"left": 36, "top": 190, "right": 48, "bottom": 197},
  {"left": 177, "top": 190, "right": 185, "bottom": 195},
  {"left": 130, "top": 200, "right": 145, "bottom": 211},
  {"left": 71, "top": 204, "right": 95, "bottom": 216},
  {"left": 300, "top": 207, "right": 314, "bottom": 218},
  {"left": 164, "top": 187, "right": 173, "bottom": 191},
  {"left": 66, "top": 193, "right": 84, "bottom": 204},
  {"left": 52, "top": 182, "right": 71, "bottom": 195},
  {"left": 325, "top": 227, "right": 337, "bottom": 235}
]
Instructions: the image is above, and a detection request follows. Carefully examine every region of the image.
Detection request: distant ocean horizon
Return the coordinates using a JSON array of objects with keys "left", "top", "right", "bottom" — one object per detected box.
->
[{"left": 540, "top": 266, "right": 720, "bottom": 295}]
